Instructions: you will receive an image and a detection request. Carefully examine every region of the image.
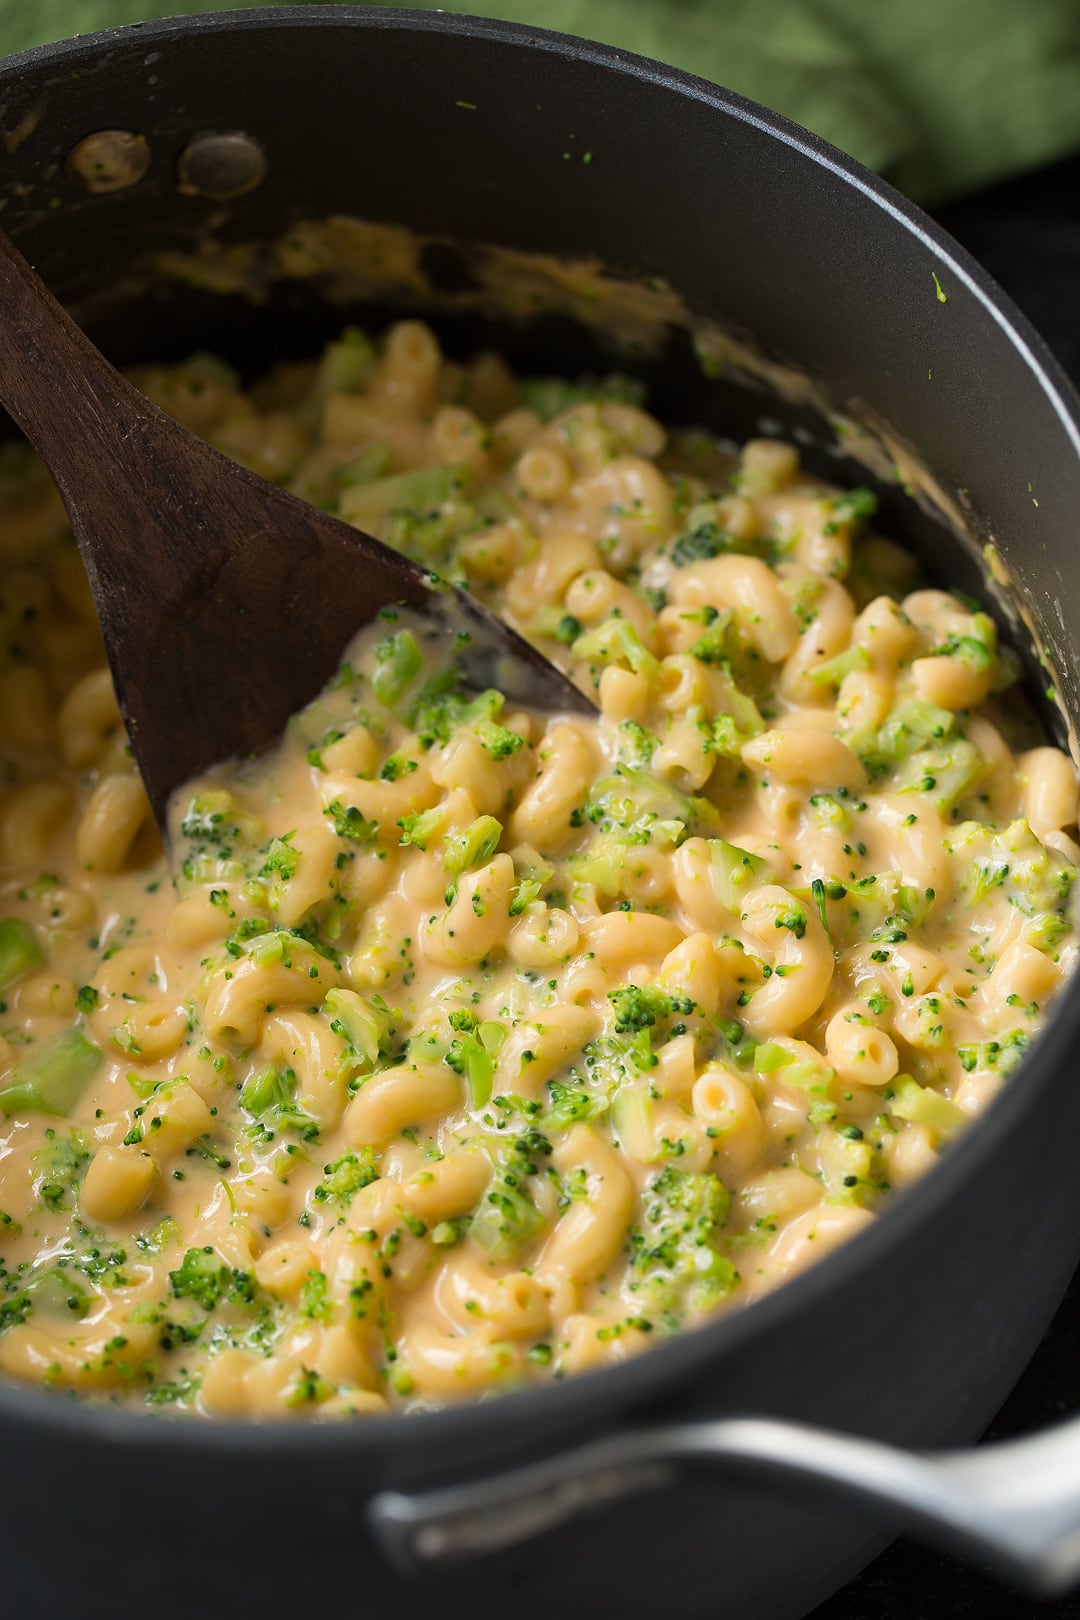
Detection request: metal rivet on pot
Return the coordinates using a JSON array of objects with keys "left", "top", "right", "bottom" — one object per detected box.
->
[
  {"left": 66, "top": 130, "right": 151, "bottom": 193},
  {"left": 176, "top": 131, "right": 266, "bottom": 199}
]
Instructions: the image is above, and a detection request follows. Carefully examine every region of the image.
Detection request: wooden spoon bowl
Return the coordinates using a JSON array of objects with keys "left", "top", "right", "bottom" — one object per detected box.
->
[{"left": 0, "top": 233, "right": 591, "bottom": 831}]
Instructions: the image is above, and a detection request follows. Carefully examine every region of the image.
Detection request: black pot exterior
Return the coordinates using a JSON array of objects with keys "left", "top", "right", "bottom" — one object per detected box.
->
[{"left": 2, "top": 13, "right": 1080, "bottom": 1620}]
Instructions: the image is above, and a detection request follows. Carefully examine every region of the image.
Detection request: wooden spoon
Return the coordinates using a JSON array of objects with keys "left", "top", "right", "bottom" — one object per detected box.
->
[{"left": 0, "top": 232, "right": 591, "bottom": 833}]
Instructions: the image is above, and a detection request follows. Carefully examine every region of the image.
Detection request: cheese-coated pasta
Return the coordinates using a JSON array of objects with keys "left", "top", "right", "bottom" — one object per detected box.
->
[{"left": 0, "top": 323, "right": 1076, "bottom": 1424}]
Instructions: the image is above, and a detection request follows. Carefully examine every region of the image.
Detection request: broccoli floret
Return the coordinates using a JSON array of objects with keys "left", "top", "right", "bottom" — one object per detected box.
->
[
  {"left": 396, "top": 804, "right": 449, "bottom": 850},
  {"left": 583, "top": 766, "right": 720, "bottom": 844},
  {"left": 259, "top": 834, "right": 299, "bottom": 883},
  {"left": 671, "top": 521, "right": 733, "bottom": 567},
  {"left": 313, "top": 1149, "right": 380, "bottom": 1209},
  {"left": 822, "top": 486, "right": 878, "bottom": 535},
  {"left": 874, "top": 700, "right": 955, "bottom": 762},
  {"left": 470, "top": 1180, "right": 544, "bottom": 1259},
  {"left": 341, "top": 464, "right": 470, "bottom": 539},
  {"left": 236, "top": 1062, "right": 320, "bottom": 1146},
  {"left": 608, "top": 984, "right": 694, "bottom": 1034},
  {"left": 572, "top": 617, "right": 659, "bottom": 679},
  {"left": 145, "top": 1373, "right": 202, "bottom": 1409},
  {"left": 385, "top": 499, "right": 482, "bottom": 569},
  {"left": 891, "top": 737, "right": 986, "bottom": 813},
  {"left": 30, "top": 1127, "right": 90, "bottom": 1211},
  {"left": 169, "top": 1247, "right": 255, "bottom": 1313},
  {"left": 324, "top": 799, "right": 379, "bottom": 845},
  {"left": 617, "top": 720, "right": 659, "bottom": 770},
  {"left": 538, "top": 1080, "right": 609, "bottom": 1132},
  {"left": 709, "top": 691, "right": 765, "bottom": 758},
  {"left": 471, "top": 1131, "right": 552, "bottom": 1260},
  {"left": 886, "top": 1075, "right": 966, "bottom": 1140},
  {"left": 299, "top": 1269, "right": 332, "bottom": 1321},
  {"left": 573, "top": 760, "right": 726, "bottom": 901},
  {"left": 578, "top": 1013, "right": 667, "bottom": 1103},
  {"left": 179, "top": 791, "right": 241, "bottom": 847},
  {"left": 952, "top": 819, "right": 1076, "bottom": 937},
  {"left": 410, "top": 683, "right": 483, "bottom": 749},
  {"left": 0, "top": 1293, "right": 32, "bottom": 1333},
  {"left": 284, "top": 1366, "right": 335, "bottom": 1408},
  {"left": 928, "top": 611, "right": 997, "bottom": 672},
  {"left": 690, "top": 612, "right": 737, "bottom": 666},
  {"left": 379, "top": 750, "right": 419, "bottom": 784},
  {"left": 519, "top": 372, "right": 646, "bottom": 422},
  {"left": 335, "top": 444, "right": 390, "bottom": 489},
  {"left": 706, "top": 839, "right": 773, "bottom": 912},
  {"left": 628, "top": 1167, "right": 736, "bottom": 1323},
  {"left": 775, "top": 905, "right": 807, "bottom": 939},
  {"left": 476, "top": 722, "right": 524, "bottom": 760},
  {"left": 411, "top": 684, "right": 524, "bottom": 758}
]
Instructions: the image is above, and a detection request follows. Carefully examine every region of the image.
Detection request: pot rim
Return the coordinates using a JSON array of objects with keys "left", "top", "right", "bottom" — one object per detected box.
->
[{"left": 2, "top": 3, "right": 1080, "bottom": 1463}]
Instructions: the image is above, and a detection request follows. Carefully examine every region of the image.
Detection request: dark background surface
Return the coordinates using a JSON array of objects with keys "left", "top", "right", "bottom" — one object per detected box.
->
[{"left": 813, "top": 152, "right": 1080, "bottom": 1620}]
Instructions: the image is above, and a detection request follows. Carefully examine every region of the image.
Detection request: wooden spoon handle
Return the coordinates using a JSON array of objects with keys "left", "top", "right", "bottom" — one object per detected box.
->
[{"left": 0, "top": 232, "right": 158, "bottom": 525}]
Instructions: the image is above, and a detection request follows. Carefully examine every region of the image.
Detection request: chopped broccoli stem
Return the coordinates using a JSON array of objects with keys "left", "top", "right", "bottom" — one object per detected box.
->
[
  {"left": 887, "top": 1075, "right": 966, "bottom": 1139},
  {"left": 0, "top": 917, "right": 43, "bottom": 988},
  {"left": 894, "top": 738, "right": 986, "bottom": 812},
  {"left": 708, "top": 839, "right": 773, "bottom": 911},
  {"left": 443, "top": 816, "right": 503, "bottom": 888},
  {"left": 334, "top": 443, "right": 389, "bottom": 488},
  {"left": 315, "top": 325, "right": 376, "bottom": 398},
  {"left": 444, "top": 1028, "right": 495, "bottom": 1109},
  {"left": 873, "top": 699, "right": 955, "bottom": 763},
  {"left": 0, "top": 1029, "right": 102, "bottom": 1117},
  {"left": 340, "top": 463, "right": 469, "bottom": 530},
  {"left": 808, "top": 645, "right": 871, "bottom": 687},
  {"left": 325, "top": 987, "right": 401, "bottom": 1068},
  {"left": 754, "top": 1041, "right": 833, "bottom": 1091},
  {"left": 239, "top": 1064, "right": 295, "bottom": 1117},
  {"left": 471, "top": 1177, "right": 545, "bottom": 1259},
  {"left": 372, "top": 629, "right": 423, "bottom": 711}
]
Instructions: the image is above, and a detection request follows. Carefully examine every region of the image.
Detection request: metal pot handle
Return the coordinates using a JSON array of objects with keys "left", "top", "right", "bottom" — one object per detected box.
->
[{"left": 369, "top": 1410, "right": 1080, "bottom": 1595}]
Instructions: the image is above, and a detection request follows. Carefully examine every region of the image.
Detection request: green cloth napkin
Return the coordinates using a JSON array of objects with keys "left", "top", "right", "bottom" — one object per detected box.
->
[{"left": 8, "top": 0, "right": 1080, "bottom": 204}]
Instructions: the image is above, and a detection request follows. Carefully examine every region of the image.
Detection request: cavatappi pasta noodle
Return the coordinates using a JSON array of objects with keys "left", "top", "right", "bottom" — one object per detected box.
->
[{"left": 0, "top": 322, "right": 1076, "bottom": 1420}]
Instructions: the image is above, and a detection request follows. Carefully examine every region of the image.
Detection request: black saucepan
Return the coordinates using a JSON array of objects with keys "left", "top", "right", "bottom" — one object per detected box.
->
[{"left": 2, "top": 12, "right": 1080, "bottom": 1620}]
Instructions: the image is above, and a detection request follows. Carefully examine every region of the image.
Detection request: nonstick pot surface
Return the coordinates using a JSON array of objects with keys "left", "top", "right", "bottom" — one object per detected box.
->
[{"left": 2, "top": 13, "right": 1080, "bottom": 1620}]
